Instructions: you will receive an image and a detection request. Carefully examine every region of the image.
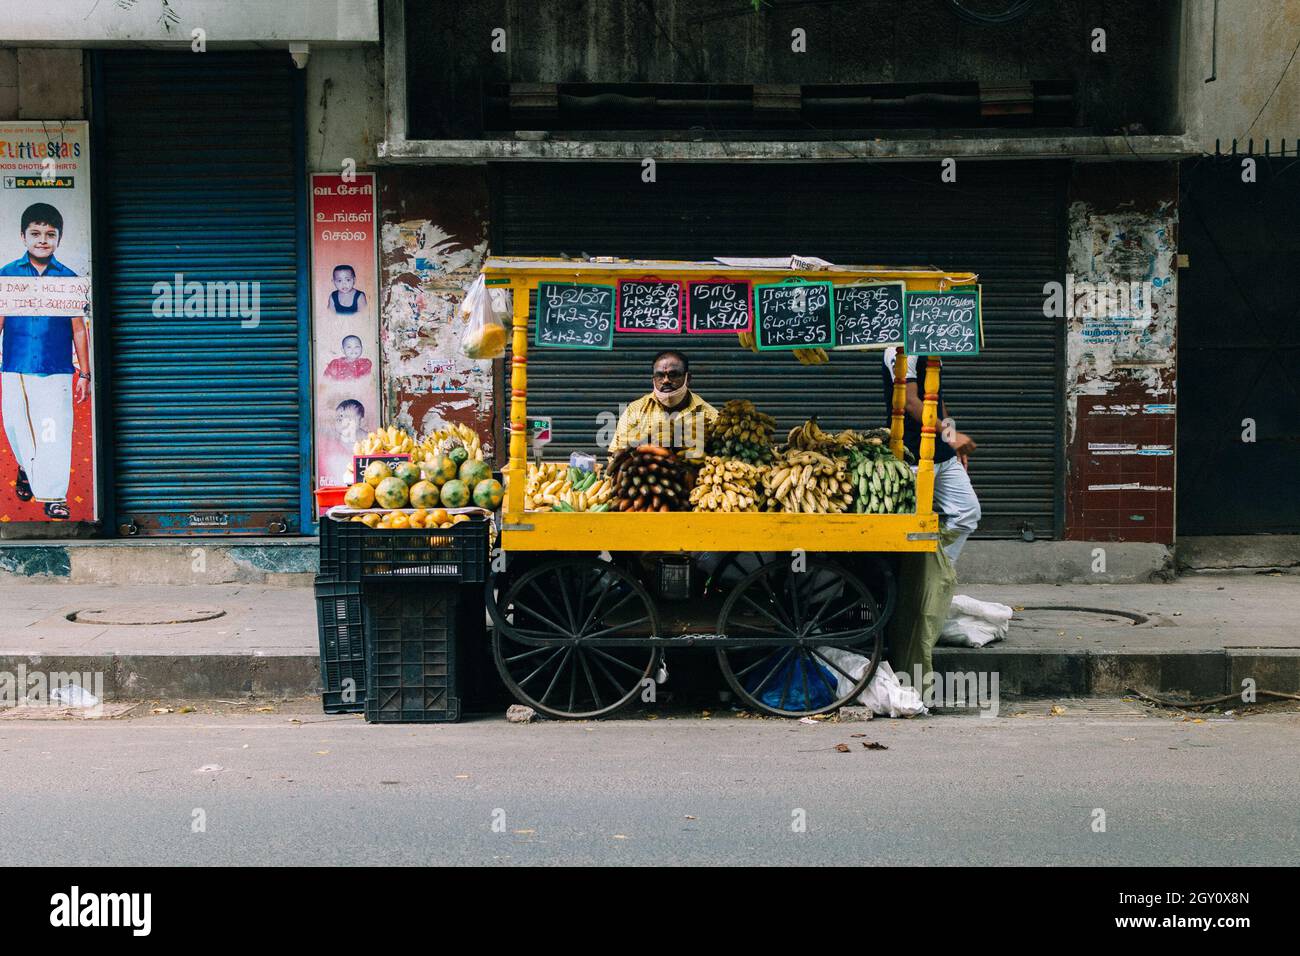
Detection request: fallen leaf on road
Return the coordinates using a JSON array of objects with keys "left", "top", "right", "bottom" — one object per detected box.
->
[
  {"left": 150, "top": 707, "right": 173, "bottom": 715},
  {"left": 834, "top": 743, "right": 851, "bottom": 753},
  {"left": 685, "top": 815, "right": 696, "bottom": 820},
  {"left": 699, "top": 710, "right": 711, "bottom": 718},
  {"left": 178, "top": 706, "right": 194, "bottom": 714},
  {"left": 862, "top": 741, "right": 888, "bottom": 750},
  {"left": 256, "top": 706, "right": 275, "bottom": 713},
  {"left": 850, "top": 733, "right": 867, "bottom": 738},
  {"left": 1050, "top": 705, "right": 1068, "bottom": 716},
  {"left": 799, "top": 717, "right": 818, "bottom": 724},
  {"left": 315, "top": 750, "right": 329, "bottom": 755}
]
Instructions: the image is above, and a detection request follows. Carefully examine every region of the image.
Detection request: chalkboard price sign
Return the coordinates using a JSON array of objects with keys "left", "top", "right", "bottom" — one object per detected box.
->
[
  {"left": 616, "top": 278, "right": 683, "bottom": 333},
  {"left": 535, "top": 282, "right": 616, "bottom": 350},
  {"left": 834, "top": 282, "right": 906, "bottom": 350},
  {"left": 904, "top": 288, "right": 981, "bottom": 356},
  {"left": 753, "top": 280, "right": 836, "bottom": 351},
  {"left": 686, "top": 279, "right": 752, "bottom": 334}
]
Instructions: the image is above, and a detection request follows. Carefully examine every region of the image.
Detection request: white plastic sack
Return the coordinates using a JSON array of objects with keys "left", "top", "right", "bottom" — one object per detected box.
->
[
  {"left": 937, "top": 594, "right": 1013, "bottom": 648},
  {"left": 816, "top": 646, "right": 928, "bottom": 718}
]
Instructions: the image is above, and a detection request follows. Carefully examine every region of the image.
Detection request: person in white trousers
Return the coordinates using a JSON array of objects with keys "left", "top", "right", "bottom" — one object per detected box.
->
[{"left": 881, "top": 348, "right": 981, "bottom": 562}]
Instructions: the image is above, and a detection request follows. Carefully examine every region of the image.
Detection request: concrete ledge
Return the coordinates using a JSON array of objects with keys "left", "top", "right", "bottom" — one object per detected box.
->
[
  {"left": 1177, "top": 535, "right": 1300, "bottom": 572},
  {"left": 0, "top": 539, "right": 320, "bottom": 585},
  {"left": 956, "top": 540, "right": 1174, "bottom": 584},
  {"left": 0, "top": 654, "right": 322, "bottom": 700}
]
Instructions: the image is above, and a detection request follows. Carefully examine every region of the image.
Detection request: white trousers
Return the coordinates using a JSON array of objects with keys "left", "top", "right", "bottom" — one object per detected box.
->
[
  {"left": 913, "top": 457, "right": 981, "bottom": 562},
  {"left": 2, "top": 371, "right": 73, "bottom": 502}
]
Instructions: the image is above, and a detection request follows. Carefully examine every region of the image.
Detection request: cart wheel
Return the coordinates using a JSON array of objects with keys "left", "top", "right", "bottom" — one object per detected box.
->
[
  {"left": 715, "top": 557, "right": 884, "bottom": 718},
  {"left": 492, "top": 556, "right": 660, "bottom": 720}
]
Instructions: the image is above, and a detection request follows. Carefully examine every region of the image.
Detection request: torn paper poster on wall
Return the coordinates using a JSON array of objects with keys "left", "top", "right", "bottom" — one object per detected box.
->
[
  {"left": 1063, "top": 165, "right": 1178, "bottom": 544},
  {"left": 377, "top": 169, "right": 495, "bottom": 458}
]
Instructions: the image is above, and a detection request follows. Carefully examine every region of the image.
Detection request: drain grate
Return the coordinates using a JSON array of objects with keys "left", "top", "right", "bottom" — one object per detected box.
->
[{"left": 1014, "top": 605, "right": 1148, "bottom": 629}]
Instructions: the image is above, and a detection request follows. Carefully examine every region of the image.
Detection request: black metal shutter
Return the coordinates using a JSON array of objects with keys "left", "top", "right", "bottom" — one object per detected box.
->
[
  {"left": 97, "top": 52, "right": 308, "bottom": 535},
  {"left": 493, "top": 161, "right": 1066, "bottom": 537}
]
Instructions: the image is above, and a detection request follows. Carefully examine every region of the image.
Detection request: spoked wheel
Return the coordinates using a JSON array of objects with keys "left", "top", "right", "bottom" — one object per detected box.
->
[
  {"left": 716, "top": 557, "right": 885, "bottom": 718},
  {"left": 491, "top": 556, "right": 660, "bottom": 719}
]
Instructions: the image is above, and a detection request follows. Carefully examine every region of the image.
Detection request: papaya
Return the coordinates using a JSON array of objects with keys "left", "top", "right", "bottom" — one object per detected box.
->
[{"left": 440, "top": 479, "right": 470, "bottom": 508}]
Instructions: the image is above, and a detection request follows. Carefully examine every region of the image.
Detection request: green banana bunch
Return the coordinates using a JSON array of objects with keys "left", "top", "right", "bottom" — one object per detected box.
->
[{"left": 848, "top": 444, "right": 917, "bottom": 514}]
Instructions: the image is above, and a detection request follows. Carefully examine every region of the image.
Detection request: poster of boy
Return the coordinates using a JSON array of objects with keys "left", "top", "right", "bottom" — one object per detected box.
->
[
  {"left": 309, "top": 172, "right": 380, "bottom": 493},
  {"left": 0, "top": 122, "right": 94, "bottom": 523}
]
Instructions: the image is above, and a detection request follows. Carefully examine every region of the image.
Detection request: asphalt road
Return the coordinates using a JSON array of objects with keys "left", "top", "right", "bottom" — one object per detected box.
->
[{"left": 3, "top": 702, "right": 1297, "bottom": 866}]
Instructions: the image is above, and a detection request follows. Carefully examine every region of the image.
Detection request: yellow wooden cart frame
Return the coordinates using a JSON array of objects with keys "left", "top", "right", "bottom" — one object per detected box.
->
[{"left": 481, "top": 257, "right": 975, "bottom": 555}]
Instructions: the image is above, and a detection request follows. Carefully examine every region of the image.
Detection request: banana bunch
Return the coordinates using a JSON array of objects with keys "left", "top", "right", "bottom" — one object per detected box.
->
[
  {"left": 521, "top": 462, "right": 614, "bottom": 512},
  {"left": 689, "top": 457, "right": 768, "bottom": 512},
  {"left": 793, "top": 347, "right": 830, "bottom": 365},
  {"left": 763, "top": 449, "right": 853, "bottom": 514},
  {"left": 706, "top": 399, "right": 777, "bottom": 464},
  {"left": 848, "top": 442, "right": 916, "bottom": 514},
  {"left": 353, "top": 425, "right": 415, "bottom": 456},
  {"left": 736, "top": 330, "right": 759, "bottom": 353},
  {"left": 415, "top": 422, "right": 483, "bottom": 463}
]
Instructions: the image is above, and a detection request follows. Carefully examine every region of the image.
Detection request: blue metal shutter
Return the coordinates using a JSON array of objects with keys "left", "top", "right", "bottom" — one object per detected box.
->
[{"left": 96, "top": 52, "right": 308, "bottom": 535}]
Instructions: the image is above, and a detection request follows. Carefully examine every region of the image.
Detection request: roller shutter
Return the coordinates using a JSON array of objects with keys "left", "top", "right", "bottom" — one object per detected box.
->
[
  {"left": 96, "top": 52, "right": 309, "bottom": 535},
  {"left": 492, "top": 161, "right": 1067, "bottom": 538}
]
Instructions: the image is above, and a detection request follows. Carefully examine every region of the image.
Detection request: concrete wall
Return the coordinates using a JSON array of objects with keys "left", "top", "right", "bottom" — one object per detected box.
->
[
  {"left": 0, "top": 48, "right": 85, "bottom": 120},
  {"left": 1178, "top": 0, "right": 1300, "bottom": 151},
  {"left": 1063, "top": 164, "right": 1179, "bottom": 544},
  {"left": 406, "top": 0, "right": 1181, "bottom": 138},
  {"left": 0, "top": 0, "right": 378, "bottom": 44},
  {"left": 306, "top": 46, "right": 386, "bottom": 171}
]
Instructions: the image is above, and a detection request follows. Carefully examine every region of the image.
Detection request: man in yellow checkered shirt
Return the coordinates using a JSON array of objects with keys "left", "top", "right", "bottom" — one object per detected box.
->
[{"left": 610, "top": 350, "right": 717, "bottom": 462}]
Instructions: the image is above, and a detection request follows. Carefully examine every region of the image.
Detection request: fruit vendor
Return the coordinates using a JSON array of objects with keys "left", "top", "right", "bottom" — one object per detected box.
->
[
  {"left": 881, "top": 347, "right": 980, "bottom": 562},
  {"left": 610, "top": 350, "right": 717, "bottom": 462}
]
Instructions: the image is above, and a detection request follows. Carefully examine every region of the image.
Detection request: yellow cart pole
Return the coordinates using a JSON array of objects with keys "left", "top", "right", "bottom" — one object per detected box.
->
[
  {"left": 889, "top": 348, "right": 908, "bottom": 461},
  {"left": 914, "top": 356, "right": 941, "bottom": 516},
  {"left": 505, "top": 280, "right": 531, "bottom": 518}
]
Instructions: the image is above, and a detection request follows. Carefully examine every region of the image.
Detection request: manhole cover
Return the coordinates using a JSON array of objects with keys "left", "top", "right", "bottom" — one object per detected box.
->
[
  {"left": 1014, "top": 605, "right": 1147, "bottom": 628},
  {"left": 69, "top": 605, "right": 226, "bottom": 625}
]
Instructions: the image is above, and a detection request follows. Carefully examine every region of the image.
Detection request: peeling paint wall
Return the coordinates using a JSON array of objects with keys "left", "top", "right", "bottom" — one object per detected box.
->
[
  {"left": 377, "top": 168, "right": 496, "bottom": 457},
  {"left": 1064, "top": 164, "right": 1179, "bottom": 544}
]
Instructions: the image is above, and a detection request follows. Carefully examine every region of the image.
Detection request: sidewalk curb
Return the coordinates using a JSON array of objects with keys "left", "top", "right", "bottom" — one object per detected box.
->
[
  {"left": 4, "top": 648, "right": 1297, "bottom": 703},
  {"left": 0, "top": 654, "right": 321, "bottom": 700}
]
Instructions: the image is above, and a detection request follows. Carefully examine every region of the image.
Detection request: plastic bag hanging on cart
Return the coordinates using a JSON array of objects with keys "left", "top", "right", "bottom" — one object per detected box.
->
[{"left": 460, "top": 274, "right": 509, "bottom": 359}]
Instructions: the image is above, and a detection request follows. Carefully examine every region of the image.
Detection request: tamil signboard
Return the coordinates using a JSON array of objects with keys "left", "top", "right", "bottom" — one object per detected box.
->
[{"left": 310, "top": 172, "right": 382, "bottom": 495}]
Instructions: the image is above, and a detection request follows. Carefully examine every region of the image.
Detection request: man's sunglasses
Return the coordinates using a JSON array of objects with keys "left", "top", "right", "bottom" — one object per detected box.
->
[{"left": 653, "top": 369, "right": 687, "bottom": 382}]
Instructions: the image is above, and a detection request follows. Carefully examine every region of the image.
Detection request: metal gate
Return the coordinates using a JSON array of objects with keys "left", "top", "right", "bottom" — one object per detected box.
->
[
  {"left": 493, "top": 161, "right": 1067, "bottom": 537},
  {"left": 1177, "top": 157, "right": 1300, "bottom": 534},
  {"left": 94, "top": 52, "right": 310, "bottom": 535}
]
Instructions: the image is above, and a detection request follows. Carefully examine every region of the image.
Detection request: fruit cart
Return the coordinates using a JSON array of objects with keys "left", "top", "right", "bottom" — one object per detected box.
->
[{"left": 480, "top": 257, "right": 977, "bottom": 719}]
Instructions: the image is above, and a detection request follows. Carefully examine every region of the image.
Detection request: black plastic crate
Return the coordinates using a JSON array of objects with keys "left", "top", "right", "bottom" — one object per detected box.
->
[
  {"left": 331, "top": 517, "right": 488, "bottom": 583},
  {"left": 364, "top": 584, "right": 460, "bottom": 723},
  {"left": 318, "top": 514, "right": 340, "bottom": 581},
  {"left": 314, "top": 577, "right": 367, "bottom": 713}
]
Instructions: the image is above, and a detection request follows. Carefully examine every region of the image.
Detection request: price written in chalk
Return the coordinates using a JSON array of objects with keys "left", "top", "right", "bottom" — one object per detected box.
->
[
  {"left": 686, "top": 279, "right": 752, "bottom": 334},
  {"left": 535, "top": 282, "right": 616, "bottom": 350},
  {"left": 834, "top": 282, "right": 905, "bottom": 350},
  {"left": 904, "top": 289, "right": 981, "bottom": 356},
  {"left": 754, "top": 281, "right": 836, "bottom": 350},
  {"left": 616, "top": 278, "right": 683, "bottom": 333}
]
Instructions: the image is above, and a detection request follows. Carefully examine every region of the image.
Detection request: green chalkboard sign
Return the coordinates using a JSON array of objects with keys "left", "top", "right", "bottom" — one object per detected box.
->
[
  {"left": 535, "top": 282, "right": 616, "bottom": 350},
  {"left": 904, "top": 288, "right": 981, "bottom": 356},
  {"left": 754, "top": 279, "right": 836, "bottom": 351}
]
